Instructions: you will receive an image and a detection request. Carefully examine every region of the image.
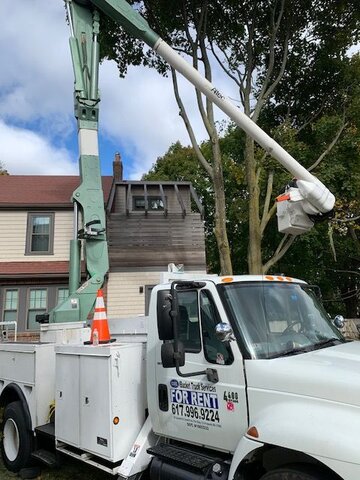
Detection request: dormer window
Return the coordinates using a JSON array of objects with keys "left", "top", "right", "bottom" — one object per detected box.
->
[
  {"left": 133, "top": 196, "right": 164, "bottom": 211},
  {"left": 26, "top": 213, "right": 54, "bottom": 255}
]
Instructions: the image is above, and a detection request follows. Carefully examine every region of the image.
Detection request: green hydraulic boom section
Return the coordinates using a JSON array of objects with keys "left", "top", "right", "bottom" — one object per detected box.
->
[
  {"left": 50, "top": 0, "right": 158, "bottom": 324},
  {"left": 86, "top": 0, "right": 159, "bottom": 46},
  {"left": 48, "top": 1, "right": 110, "bottom": 323}
]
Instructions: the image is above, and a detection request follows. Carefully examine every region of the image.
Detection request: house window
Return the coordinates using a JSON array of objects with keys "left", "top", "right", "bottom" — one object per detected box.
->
[
  {"left": 26, "top": 213, "right": 54, "bottom": 255},
  {"left": 27, "top": 288, "right": 47, "bottom": 330},
  {"left": 3, "top": 289, "right": 18, "bottom": 322},
  {"left": 133, "top": 196, "right": 164, "bottom": 211},
  {"left": 57, "top": 287, "right": 69, "bottom": 306}
]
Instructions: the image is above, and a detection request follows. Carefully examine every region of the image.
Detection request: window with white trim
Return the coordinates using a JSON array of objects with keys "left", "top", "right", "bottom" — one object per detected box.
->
[
  {"left": 57, "top": 288, "right": 69, "bottom": 306},
  {"left": 3, "top": 289, "right": 18, "bottom": 322},
  {"left": 26, "top": 213, "right": 54, "bottom": 255},
  {"left": 27, "top": 288, "right": 47, "bottom": 330}
]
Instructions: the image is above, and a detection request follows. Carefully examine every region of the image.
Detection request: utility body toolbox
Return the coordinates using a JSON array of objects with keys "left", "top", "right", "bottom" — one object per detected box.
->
[
  {"left": 55, "top": 342, "right": 145, "bottom": 462},
  {"left": 0, "top": 343, "right": 55, "bottom": 428}
]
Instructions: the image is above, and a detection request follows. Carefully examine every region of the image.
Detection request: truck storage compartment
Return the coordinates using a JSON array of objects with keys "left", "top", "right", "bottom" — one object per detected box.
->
[
  {"left": 0, "top": 343, "right": 55, "bottom": 428},
  {"left": 55, "top": 343, "right": 145, "bottom": 463}
]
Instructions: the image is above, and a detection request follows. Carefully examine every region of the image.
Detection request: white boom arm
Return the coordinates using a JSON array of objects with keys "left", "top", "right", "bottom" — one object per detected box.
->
[
  {"left": 155, "top": 41, "right": 335, "bottom": 235},
  {"left": 73, "top": 0, "right": 336, "bottom": 236}
]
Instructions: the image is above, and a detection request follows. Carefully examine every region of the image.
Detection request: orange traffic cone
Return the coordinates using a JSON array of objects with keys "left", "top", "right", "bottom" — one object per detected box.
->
[{"left": 89, "top": 289, "right": 111, "bottom": 344}]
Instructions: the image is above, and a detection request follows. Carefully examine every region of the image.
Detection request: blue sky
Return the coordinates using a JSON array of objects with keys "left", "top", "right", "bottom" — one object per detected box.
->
[
  {"left": 1, "top": 2, "right": 358, "bottom": 181},
  {"left": 0, "top": 0, "right": 216, "bottom": 179}
]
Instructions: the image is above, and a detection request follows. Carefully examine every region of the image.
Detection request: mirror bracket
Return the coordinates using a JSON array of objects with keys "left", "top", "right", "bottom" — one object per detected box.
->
[{"left": 205, "top": 368, "right": 219, "bottom": 384}]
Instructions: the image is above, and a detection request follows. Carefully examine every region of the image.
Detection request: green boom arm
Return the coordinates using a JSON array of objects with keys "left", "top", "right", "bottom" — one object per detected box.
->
[{"left": 48, "top": 1, "right": 109, "bottom": 323}]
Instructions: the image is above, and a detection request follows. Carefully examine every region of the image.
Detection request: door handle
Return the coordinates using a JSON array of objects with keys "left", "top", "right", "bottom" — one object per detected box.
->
[{"left": 158, "top": 384, "right": 169, "bottom": 412}]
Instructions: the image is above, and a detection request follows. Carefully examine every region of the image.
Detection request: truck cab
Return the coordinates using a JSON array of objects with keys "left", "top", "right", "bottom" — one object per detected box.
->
[{"left": 147, "top": 275, "right": 360, "bottom": 480}]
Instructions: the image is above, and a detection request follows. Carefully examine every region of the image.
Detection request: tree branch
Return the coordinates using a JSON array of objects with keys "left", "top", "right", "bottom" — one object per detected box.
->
[
  {"left": 328, "top": 226, "right": 337, "bottom": 262},
  {"left": 308, "top": 117, "right": 348, "bottom": 172},
  {"left": 244, "top": 22, "right": 255, "bottom": 115},
  {"left": 196, "top": 0, "right": 208, "bottom": 38},
  {"left": 297, "top": 100, "right": 327, "bottom": 133},
  {"left": 199, "top": 34, "right": 217, "bottom": 134},
  {"left": 335, "top": 215, "right": 360, "bottom": 223},
  {"left": 182, "top": 3, "right": 214, "bottom": 138},
  {"left": 253, "top": 30, "right": 289, "bottom": 121},
  {"left": 212, "top": 43, "right": 246, "bottom": 106},
  {"left": 171, "top": 67, "right": 213, "bottom": 178},
  {"left": 349, "top": 226, "right": 360, "bottom": 251},
  {"left": 263, "top": 234, "right": 297, "bottom": 273},
  {"left": 172, "top": 46, "right": 192, "bottom": 55},
  {"left": 260, "top": 171, "right": 274, "bottom": 234},
  {"left": 181, "top": 1, "right": 195, "bottom": 47},
  {"left": 254, "top": 0, "right": 286, "bottom": 116},
  {"left": 209, "top": 42, "right": 242, "bottom": 88}
]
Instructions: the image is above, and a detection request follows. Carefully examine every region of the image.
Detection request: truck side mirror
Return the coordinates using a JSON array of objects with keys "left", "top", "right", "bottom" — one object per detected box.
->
[
  {"left": 215, "top": 322, "right": 234, "bottom": 342},
  {"left": 161, "top": 342, "right": 185, "bottom": 368},
  {"left": 158, "top": 281, "right": 217, "bottom": 383},
  {"left": 333, "top": 315, "right": 345, "bottom": 330},
  {"left": 157, "top": 290, "right": 174, "bottom": 340}
]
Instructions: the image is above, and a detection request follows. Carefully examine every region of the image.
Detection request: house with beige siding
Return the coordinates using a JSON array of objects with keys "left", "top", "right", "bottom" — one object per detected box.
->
[
  {"left": 0, "top": 157, "right": 206, "bottom": 333},
  {"left": 0, "top": 175, "right": 112, "bottom": 334}
]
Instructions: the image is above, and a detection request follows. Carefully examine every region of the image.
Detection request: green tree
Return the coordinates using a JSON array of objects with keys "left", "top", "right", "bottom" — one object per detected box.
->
[
  {"left": 144, "top": 136, "right": 248, "bottom": 272},
  {"left": 143, "top": 142, "right": 216, "bottom": 269},
  {"left": 101, "top": 0, "right": 359, "bottom": 274},
  {"left": 145, "top": 111, "right": 359, "bottom": 315},
  {"left": 145, "top": 59, "right": 360, "bottom": 315},
  {"left": 261, "top": 53, "right": 360, "bottom": 316}
]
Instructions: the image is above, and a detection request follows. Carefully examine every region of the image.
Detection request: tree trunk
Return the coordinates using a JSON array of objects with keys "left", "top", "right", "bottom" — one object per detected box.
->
[
  {"left": 245, "top": 135, "right": 262, "bottom": 274},
  {"left": 212, "top": 139, "right": 233, "bottom": 275},
  {"left": 341, "top": 283, "right": 359, "bottom": 318}
]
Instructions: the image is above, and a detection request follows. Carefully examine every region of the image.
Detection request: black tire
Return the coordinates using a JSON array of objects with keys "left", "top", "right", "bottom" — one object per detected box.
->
[
  {"left": 1, "top": 401, "right": 33, "bottom": 472},
  {"left": 260, "top": 464, "right": 329, "bottom": 480}
]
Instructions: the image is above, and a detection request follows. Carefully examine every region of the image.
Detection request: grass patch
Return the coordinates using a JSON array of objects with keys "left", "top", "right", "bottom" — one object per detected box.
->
[{"left": 0, "top": 454, "right": 113, "bottom": 479}]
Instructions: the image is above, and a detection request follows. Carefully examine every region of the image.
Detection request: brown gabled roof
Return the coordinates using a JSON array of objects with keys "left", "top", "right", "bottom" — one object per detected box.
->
[
  {"left": 0, "top": 175, "right": 113, "bottom": 207},
  {"left": 0, "top": 261, "right": 85, "bottom": 278}
]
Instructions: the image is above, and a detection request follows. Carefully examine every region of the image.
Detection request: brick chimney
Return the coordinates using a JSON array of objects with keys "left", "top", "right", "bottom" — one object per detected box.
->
[{"left": 113, "top": 152, "right": 123, "bottom": 181}]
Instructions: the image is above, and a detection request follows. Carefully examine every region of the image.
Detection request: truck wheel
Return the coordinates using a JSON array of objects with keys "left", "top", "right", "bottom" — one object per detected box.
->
[
  {"left": 1, "top": 401, "right": 33, "bottom": 472},
  {"left": 260, "top": 465, "right": 328, "bottom": 480}
]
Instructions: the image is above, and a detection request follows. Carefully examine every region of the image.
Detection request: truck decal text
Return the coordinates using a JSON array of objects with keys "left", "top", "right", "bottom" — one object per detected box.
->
[
  {"left": 170, "top": 380, "right": 221, "bottom": 427},
  {"left": 170, "top": 389, "right": 219, "bottom": 409}
]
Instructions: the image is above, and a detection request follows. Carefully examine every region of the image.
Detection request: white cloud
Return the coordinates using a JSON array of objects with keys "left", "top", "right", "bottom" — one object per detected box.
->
[
  {"left": 100, "top": 61, "right": 210, "bottom": 179},
  {"left": 0, "top": 121, "right": 77, "bottom": 175},
  {"left": 0, "top": 0, "right": 242, "bottom": 179},
  {"left": 347, "top": 44, "right": 360, "bottom": 57},
  {"left": 99, "top": 55, "right": 241, "bottom": 179},
  {"left": 0, "top": 0, "right": 73, "bottom": 130},
  {"left": 0, "top": 1, "right": 77, "bottom": 174},
  {"left": 1, "top": 1, "right": 359, "bottom": 180}
]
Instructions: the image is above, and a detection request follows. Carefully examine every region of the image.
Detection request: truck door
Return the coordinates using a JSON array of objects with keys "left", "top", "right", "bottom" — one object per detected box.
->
[{"left": 154, "top": 283, "right": 248, "bottom": 453}]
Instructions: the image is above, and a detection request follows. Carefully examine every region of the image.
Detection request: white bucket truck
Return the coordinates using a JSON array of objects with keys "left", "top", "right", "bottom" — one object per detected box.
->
[
  {"left": 1, "top": 274, "right": 359, "bottom": 480},
  {"left": 0, "top": 0, "right": 353, "bottom": 479}
]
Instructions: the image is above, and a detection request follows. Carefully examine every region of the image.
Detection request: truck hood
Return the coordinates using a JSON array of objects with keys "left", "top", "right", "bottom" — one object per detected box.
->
[{"left": 245, "top": 341, "right": 360, "bottom": 407}]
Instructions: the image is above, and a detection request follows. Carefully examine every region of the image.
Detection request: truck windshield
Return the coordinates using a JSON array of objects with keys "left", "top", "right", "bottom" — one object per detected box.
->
[{"left": 219, "top": 282, "right": 344, "bottom": 359}]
